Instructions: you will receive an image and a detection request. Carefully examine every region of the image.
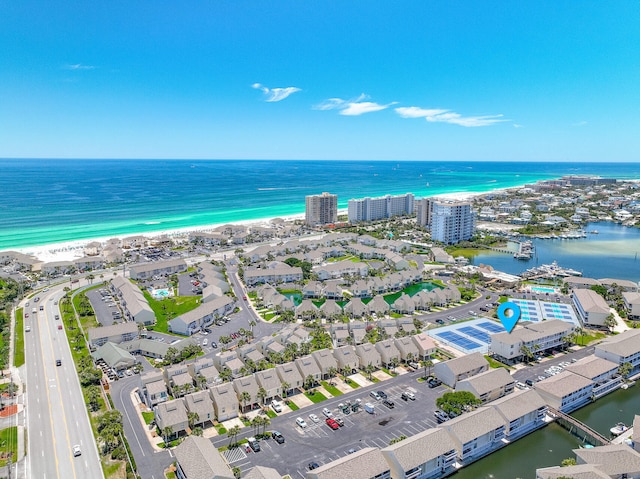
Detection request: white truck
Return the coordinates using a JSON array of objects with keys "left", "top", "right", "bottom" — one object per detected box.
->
[{"left": 364, "top": 402, "right": 375, "bottom": 414}]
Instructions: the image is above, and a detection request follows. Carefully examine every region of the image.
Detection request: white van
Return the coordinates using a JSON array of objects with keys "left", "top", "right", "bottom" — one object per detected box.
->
[
  {"left": 202, "top": 338, "right": 208, "bottom": 346},
  {"left": 271, "top": 400, "right": 283, "bottom": 413}
]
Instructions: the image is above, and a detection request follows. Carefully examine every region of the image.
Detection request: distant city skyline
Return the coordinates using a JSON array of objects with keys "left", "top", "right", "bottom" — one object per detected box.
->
[{"left": 1, "top": 2, "right": 639, "bottom": 161}]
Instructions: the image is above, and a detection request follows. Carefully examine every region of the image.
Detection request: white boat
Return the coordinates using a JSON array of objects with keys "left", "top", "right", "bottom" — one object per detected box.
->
[{"left": 610, "top": 422, "right": 629, "bottom": 436}]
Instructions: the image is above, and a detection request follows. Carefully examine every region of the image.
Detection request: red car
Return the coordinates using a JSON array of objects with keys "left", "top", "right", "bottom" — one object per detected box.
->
[
  {"left": 57, "top": 324, "right": 63, "bottom": 330},
  {"left": 325, "top": 418, "right": 339, "bottom": 430}
]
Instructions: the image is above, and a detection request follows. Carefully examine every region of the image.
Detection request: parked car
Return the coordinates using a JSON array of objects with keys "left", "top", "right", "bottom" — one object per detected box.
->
[
  {"left": 401, "top": 391, "right": 416, "bottom": 401},
  {"left": 434, "top": 410, "right": 450, "bottom": 423},
  {"left": 308, "top": 462, "right": 320, "bottom": 470},
  {"left": 435, "top": 319, "right": 445, "bottom": 325},
  {"left": 296, "top": 417, "right": 307, "bottom": 428},
  {"left": 525, "top": 379, "right": 535, "bottom": 387},
  {"left": 428, "top": 378, "right": 442, "bottom": 388},
  {"left": 334, "top": 417, "right": 344, "bottom": 427},
  {"left": 309, "top": 413, "right": 320, "bottom": 423},
  {"left": 271, "top": 400, "right": 283, "bottom": 413},
  {"left": 369, "top": 391, "right": 381, "bottom": 401},
  {"left": 382, "top": 399, "right": 395, "bottom": 409},
  {"left": 322, "top": 407, "right": 333, "bottom": 418},
  {"left": 247, "top": 437, "right": 260, "bottom": 452},
  {"left": 377, "top": 391, "right": 388, "bottom": 399},
  {"left": 271, "top": 431, "right": 285, "bottom": 444},
  {"left": 326, "top": 418, "right": 339, "bottom": 430}
]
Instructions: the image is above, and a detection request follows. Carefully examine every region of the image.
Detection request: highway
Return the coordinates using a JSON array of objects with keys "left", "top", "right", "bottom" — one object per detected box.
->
[{"left": 24, "top": 285, "right": 104, "bottom": 479}]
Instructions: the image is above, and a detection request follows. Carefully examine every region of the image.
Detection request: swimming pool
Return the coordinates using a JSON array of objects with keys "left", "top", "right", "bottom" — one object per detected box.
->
[
  {"left": 151, "top": 288, "right": 171, "bottom": 299},
  {"left": 530, "top": 286, "right": 556, "bottom": 294}
]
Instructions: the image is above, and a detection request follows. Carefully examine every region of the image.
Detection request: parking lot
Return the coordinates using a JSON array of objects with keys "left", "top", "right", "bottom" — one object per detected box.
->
[{"left": 211, "top": 370, "right": 448, "bottom": 478}]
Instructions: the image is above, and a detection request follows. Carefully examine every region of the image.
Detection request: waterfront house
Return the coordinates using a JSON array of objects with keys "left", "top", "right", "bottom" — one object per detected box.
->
[
  {"left": 381, "top": 428, "right": 457, "bottom": 479},
  {"left": 88, "top": 322, "right": 139, "bottom": 348},
  {"left": 491, "top": 389, "right": 548, "bottom": 440},
  {"left": 623, "top": 291, "right": 640, "bottom": 319},
  {"left": 306, "top": 447, "right": 391, "bottom": 479},
  {"left": 572, "top": 289, "right": 610, "bottom": 327},
  {"left": 536, "top": 463, "right": 611, "bottom": 479},
  {"left": 456, "top": 368, "right": 515, "bottom": 403},
  {"left": 533, "top": 370, "right": 594, "bottom": 413},
  {"left": 444, "top": 407, "right": 507, "bottom": 463},
  {"left": 183, "top": 390, "right": 215, "bottom": 428},
  {"left": 174, "top": 435, "right": 234, "bottom": 479},
  {"left": 573, "top": 444, "right": 640, "bottom": 478},
  {"left": 599, "top": 277, "right": 639, "bottom": 292},
  {"left": 333, "top": 345, "right": 359, "bottom": 374},
  {"left": 595, "top": 329, "right": 640, "bottom": 375},
  {"left": 434, "top": 352, "right": 489, "bottom": 388},
  {"left": 154, "top": 399, "right": 188, "bottom": 439},
  {"left": 564, "top": 356, "right": 620, "bottom": 398},
  {"left": 129, "top": 258, "right": 187, "bottom": 280},
  {"left": 209, "top": 382, "right": 239, "bottom": 421},
  {"left": 563, "top": 276, "right": 601, "bottom": 290}
]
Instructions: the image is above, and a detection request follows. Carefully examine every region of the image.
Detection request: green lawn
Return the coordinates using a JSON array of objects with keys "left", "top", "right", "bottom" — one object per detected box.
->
[
  {"left": 321, "top": 381, "right": 343, "bottom": 396},
  {"left": 305, "top": 390, "right": 328, "bottom": 403},
  {"left": 286, "top": 400, "right": 299, "bottom": 411},
  {"left": 485, "top": 355, "right": 511, "bottom": 369},
  {"left": 14, "top": 308, "right": 25, "bottom": 367},
  {"left": 576, "top": 331, "right": 606, "bottom": 346},
  {"left": 0, "top": 427, "right": 18, "bottom": 467},
  {"left": 265, "top": 409, "right": 277, "bottom": 419},
  {"left": 344, "top": 378, "right": 360, "bottom": 389},
  {"left": 144, "top": 292, "right": 201, "bottom": 334},
  {"left": 142, "top": 412, "right": 155, "bottom": 425}
]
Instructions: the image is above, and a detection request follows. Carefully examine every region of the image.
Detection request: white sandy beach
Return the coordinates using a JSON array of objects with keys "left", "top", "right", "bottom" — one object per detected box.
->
[{"left": 11, "top": 189, "right": 494, "bottom": 264}]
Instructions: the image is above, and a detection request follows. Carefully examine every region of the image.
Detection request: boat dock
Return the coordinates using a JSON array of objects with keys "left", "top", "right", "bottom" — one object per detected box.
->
[{"left": 547, "top": 407, "right": 611, "bottom": 446}]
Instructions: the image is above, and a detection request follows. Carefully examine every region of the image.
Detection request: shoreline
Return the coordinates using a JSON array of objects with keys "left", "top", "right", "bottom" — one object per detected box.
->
[{"left": 9, "top": 189, "right": 491, "bottom": 264}]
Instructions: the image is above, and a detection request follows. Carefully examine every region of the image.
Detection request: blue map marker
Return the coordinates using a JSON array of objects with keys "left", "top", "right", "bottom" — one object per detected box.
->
[{"left": 497, "top": 302, "right": 521, "bottom": 333}]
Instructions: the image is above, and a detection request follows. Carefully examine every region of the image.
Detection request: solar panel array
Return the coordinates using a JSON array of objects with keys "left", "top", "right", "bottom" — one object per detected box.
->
[{"left": 430, "top": 318, "right": 508, "bottom": 354}]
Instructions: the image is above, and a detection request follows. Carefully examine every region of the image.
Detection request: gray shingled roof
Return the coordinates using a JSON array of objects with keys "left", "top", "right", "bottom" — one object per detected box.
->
[
  {"left": 442, "top": 352, "right": 489, "bottom": 375},
  {"left": 445, "top": 407, "right": 506, "bottom": 445},
  {"left": 564, "top": 356, "right": 618, "bottom": 380},
  {"left": 596, "top": 329, "right": 640, "bottom": 358},
  {"left": 573, "top": 444, "right": 640, "bottom": 476},
  {"left": 310, "top": 447, "right": 390, "bottom": 479},
  {"left": 174, "top": 436, "right": 234, "bottom": 479},
  {"left": 381, "top": 428, "right": 456, "bottom": 471},
  {"left": 536, "top": 464, "right": 610, "bottom": 479},
  {"left": 456, "top": 367, "right": 514, "bottom": 396},
  {"left": 534, "top": 370, "right": 593, "bottom": 398},
  {"left": 491, "top": 389, "right": 547, "bottom": 422}
]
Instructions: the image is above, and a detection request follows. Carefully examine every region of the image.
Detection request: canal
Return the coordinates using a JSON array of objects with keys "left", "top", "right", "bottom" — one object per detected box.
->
[{"left": 451, "top": 385, "right": 640, "bottom": 479}]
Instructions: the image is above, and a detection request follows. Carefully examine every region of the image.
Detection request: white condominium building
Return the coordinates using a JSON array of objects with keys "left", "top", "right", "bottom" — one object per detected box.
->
[
  {"left": 421, "top": 198, "right": 476, "bottom": 244},
  {"left": 347, "top": 193, "right": 415, "bottom": 222},
  {"left": 305, "top": 192, "right": 338, "bottom": 226}
]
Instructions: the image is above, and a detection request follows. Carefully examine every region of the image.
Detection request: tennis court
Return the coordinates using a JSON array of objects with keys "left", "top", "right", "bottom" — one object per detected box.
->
[{"left": 428, "top": 318, "right": 508, "bottom": 354}]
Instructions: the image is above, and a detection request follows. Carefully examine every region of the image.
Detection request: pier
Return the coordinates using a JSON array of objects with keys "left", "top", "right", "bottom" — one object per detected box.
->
[{"left": 547, "top": 407, "right": 611, "bottom": 446}]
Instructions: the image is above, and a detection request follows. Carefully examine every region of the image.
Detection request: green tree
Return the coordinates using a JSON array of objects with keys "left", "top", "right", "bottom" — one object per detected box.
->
[
  {"left": 280, "top": 381, "right": 290, "bottom": 398},
  {"left": 561, "top": 458, "right": 577, "bottom": 467},
  {"left": 240, "top": 391, "right": 252, "bottom": 412},
  {"left": 604, "top": 313, "right": 617, "bottom": 333},
  {"left": 257, "top": 387, "right": 267, "bottom": 407},
  {"left": 421, "top": 359, "right": 434, "bottom": 379},
  {"left": 187, "top": 412, "right": 200, "bottom": 429},
  {"left": 227, "top": 425, "right": 241, "bottom": 447},
  {"left": 619, "top": 361, "right": 633, "bottom": 380},
  {"left": 162, "top": 426, "right": 174, "bottom": 447},
  {"left": 327, "top": 366, "right": 338, "bottom": 386}
]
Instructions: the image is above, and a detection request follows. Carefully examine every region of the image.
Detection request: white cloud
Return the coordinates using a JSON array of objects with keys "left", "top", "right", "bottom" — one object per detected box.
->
[
  {"left": 64, "top": 64, "right": 96, "bottom": 70},
  {"left": 314, "top": 94, "right": 394, "bottom": 116},
  {"left": 395, "top": 105, "right": 509, "bottom": 127},
  {"left": 252, "top": 83, "right": 301, "bottom": 102},
  {"left": 513, "top": 123, "right": 524, "bottom": 128},
  {"left": 573, "top": 120, "right": 588, "bottom": 127}
]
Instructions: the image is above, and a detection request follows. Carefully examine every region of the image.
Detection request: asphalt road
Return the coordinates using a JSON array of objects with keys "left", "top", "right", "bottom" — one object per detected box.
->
[{"left": 24, "top": 285, "right": 104, "bottom": 479}]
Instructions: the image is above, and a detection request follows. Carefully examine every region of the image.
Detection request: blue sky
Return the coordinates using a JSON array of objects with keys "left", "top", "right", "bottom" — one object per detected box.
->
[{"left": 2, "top": 1, "right": 639, "bottom": 161}]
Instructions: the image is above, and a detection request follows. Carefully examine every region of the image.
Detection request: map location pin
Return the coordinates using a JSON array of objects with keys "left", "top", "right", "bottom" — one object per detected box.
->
[{"left": 497, "top": 302, "right": 521, "bottom": 333}]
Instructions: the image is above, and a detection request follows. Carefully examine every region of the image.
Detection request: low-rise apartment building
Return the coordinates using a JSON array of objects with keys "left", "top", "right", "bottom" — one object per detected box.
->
[
  {"left": 456, "top": 368, "right": 515, "bottom": 403},
  {"left": 533, "top": 370, "right": 594, "bottom": 413},
  {"left": 490, "top": 389, "right": 548, "bottom": 440},
  {"left": 306, "top": 447, "right": 391, "bottom": 479},
  {"left": 572, "top": 289, "right": 610, "bottom": 327},
  {"left": 434, "top": 352, "right": 489, "bottom": 388},
  {"left": 381, "top": 428, "right": 457, "bottom": 479},
  {"left": 129, "top": 258, "right": 187, "bottom": 280},
  {"left": 88, "top": 322, "right": 139, "bottom": 348},
  {"left": 444, "top": 407, "right": 506, "bottom": 463},
  {"left": 564, "top": 356, "right": 620, "bottom": 398},
  {"left": 595, "top": 329, "right": 640, "bottom": 376}
]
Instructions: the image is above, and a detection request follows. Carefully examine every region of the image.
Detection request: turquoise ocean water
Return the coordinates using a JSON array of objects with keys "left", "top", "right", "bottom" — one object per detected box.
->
[{"left": 1, "top": 159, "right": 639, "bottom": 250}]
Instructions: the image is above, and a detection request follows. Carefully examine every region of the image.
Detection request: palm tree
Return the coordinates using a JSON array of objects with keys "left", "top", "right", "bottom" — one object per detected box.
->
[
  {"left": 619, "top": 362, "right": 633, "bottom": 381},
  {"left": 327, "top": 366, "right": 338, "bottom": 385},
  {"left": 240, "top": 391, "right": 252, "bottom": 412},
  {"left": 257, "top": 387, "right": 267, "bottom": 407},
  {"left": 227, "top": 425, "right": 241, "bottom": 447},
  {"left": 364, "top": 363, "right": 376, "bottom": 381},
  {"left": 604, "top": 313, "right": 617, "bottom": 333},
  {"left": 261, "top": 416, "right": 271, "bottom": 435},
  {"left": 280, "top": 381, "right": 290, "bottom": 398},
  {"left": 389, "top": 356, "right": 400, "bottom": 373},
  {"left": 421, "top": 359, "right": 434, "bottom": 379},
  {"left": 192, "top": 426, "right": 203, "bottom": 437},
  {"left": 162, "top": 426, "right": 174, "bottom": 447},
  {"left": 187, "top": 412, "right": 200, "bottom": 429},
  {"left": 304, "top": 374, "right": 315, "bottom": 391},
  {"left": 520, "top": 345, "right": 533, "bottom": 363},
  {"left": 251, "top": 416, "right": 263, "bottom": 435},
  {"left": 219, "top": 368, "right": 232, "bottom": 383},
  {"left": 574, "top": 327, "right": 585, "bottom": 346}
]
